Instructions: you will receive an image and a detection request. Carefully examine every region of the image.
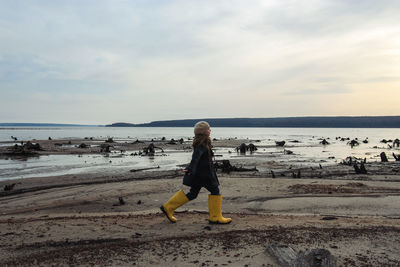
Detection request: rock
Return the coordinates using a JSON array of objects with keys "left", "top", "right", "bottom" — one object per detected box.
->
[
  {"left": 293, "top": 249, "right": 337, "bottom": 267},
  {"left": 266, "top": 243, "right": 297, "bottom": 267},
  {"left": 267, "top": 244, "right": 337, "bottom": 267}
]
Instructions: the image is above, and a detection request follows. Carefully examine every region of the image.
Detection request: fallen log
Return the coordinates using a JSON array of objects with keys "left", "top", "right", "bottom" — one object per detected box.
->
[{"left": 130, "top": 166, "right": 160, "bottom": 172}]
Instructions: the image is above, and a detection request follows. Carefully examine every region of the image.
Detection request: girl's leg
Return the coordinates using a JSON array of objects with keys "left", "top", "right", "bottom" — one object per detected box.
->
[
  {"left": 186, "top": 185, "right": 202, "bottom": 200},
  {"left": 204, "top": 184, "right": 220, "bottom": 195}
]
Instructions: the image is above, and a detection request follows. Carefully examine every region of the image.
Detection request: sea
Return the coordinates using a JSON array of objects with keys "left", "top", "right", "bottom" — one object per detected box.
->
[{"left": 1, "top": 127, "right": 399, "bottom": 181}]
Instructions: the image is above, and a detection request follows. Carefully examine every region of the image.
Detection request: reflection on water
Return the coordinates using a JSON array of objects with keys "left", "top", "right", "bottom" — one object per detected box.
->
[{"left": 0, "top": 127, "right": 399, "bottom": 181}]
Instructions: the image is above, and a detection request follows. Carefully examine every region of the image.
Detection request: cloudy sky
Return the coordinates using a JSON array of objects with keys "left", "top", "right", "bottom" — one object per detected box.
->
[{"left": 0, "top": 0, "right": 399, "bottom": 124}]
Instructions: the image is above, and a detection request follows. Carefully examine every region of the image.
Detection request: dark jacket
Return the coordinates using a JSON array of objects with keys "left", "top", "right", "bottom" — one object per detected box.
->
[{"left": 183, "top": 144, "right": 219, "bottom": 187}]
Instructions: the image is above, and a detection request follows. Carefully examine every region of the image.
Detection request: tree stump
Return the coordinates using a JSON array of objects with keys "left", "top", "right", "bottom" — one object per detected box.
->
[{"left": 380, "top": 152, "right": 388, "bottom": 162}]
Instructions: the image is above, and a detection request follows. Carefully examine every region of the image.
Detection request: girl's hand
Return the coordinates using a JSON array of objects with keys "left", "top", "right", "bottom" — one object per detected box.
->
[{"left": 183, "top": 169, "right": 189, "bottom": 173}]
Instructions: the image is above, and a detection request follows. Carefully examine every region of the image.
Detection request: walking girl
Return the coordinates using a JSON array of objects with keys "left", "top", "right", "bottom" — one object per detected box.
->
[{"left": 160, "top": 121, "right": 231, "bottom": 224}]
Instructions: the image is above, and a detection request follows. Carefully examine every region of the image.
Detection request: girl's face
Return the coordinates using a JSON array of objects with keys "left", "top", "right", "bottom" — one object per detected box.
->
[{"left": 205, "top": 128, "right": 211, "bottom": 136}]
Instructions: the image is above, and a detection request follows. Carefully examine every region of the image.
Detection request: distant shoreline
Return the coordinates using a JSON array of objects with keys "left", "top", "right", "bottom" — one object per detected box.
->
[
  {"left": 2, "top": 116, "right": 400, "bottom": 128},
  {"left": 107, "top": 116, "right": 400, "bottom": 128}
]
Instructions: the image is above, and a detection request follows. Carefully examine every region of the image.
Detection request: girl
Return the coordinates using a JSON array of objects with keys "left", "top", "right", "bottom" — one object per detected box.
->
[{"left": 160, "top": 121, "right": 231, "bottom": 224}]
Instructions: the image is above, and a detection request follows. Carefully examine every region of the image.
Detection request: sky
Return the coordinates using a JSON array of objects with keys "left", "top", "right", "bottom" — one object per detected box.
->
[{"left": 0, "top": 0, "right": 399, "bottom": 124}]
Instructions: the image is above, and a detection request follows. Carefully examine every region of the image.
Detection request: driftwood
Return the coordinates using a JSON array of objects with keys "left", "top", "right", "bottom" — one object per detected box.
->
[
  {"left": 266, "top": 243, "right": 337, "bottom": 267},
  {"left": 130, "top": 166, "right": 160, "bottom": 172},
  {"left": 271, "top": 170, "right": 276, "bottom": 178},
  {"left": 214, "top": 160, "right": 258, "bottom": 174},
  {"left": 380, "top": 152, "right": 388, "bottom": 162}
]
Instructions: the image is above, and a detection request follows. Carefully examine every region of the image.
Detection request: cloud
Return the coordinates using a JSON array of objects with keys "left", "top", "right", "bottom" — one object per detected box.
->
[{"left": 0, "top": 0, "right": 399, "bottom": 123}]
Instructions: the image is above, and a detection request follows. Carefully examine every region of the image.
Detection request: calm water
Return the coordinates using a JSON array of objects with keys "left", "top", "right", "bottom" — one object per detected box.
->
[{"left": 1, "top": 127, "right": 399, "bottom": 181}]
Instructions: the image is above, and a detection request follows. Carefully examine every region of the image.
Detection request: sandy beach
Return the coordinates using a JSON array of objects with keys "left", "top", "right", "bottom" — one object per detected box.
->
[{"left": 1, "top": 138, "right": 400, "bottom": 266}]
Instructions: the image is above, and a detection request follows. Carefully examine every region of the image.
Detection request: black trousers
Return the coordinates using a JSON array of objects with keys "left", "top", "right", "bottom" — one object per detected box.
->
[{"left": 186, "top": 184, "right": 220, "bottom": 200}]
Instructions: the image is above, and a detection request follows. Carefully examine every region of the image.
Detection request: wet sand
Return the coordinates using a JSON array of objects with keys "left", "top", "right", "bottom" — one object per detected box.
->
[{"left": 1, "top": 138, "right": 400, "bottom": 266}]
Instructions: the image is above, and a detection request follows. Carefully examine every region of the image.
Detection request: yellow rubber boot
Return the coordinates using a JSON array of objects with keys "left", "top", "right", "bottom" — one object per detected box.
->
[
  {"left": 160, "top": 190, "right": 189, "bottom": 223},
  {"left": 208, "top": 195, "right": 232, "bottom": 224}
]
